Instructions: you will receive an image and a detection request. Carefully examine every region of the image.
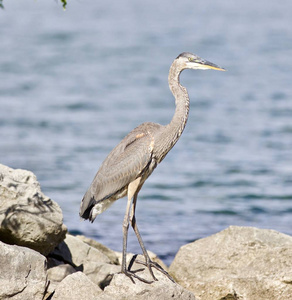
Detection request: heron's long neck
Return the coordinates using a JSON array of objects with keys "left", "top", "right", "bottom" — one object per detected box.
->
[
  {"left": 168, "top": 64, "right": 189, "bottom": 139},
  {"left": 156, "top": 62, "right": 189, "bottom": 162}
]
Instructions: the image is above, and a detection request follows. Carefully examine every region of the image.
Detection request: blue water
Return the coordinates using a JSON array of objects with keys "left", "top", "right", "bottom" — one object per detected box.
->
[{"left": 1, "top": 1, "right": 292, "bottom": 265}]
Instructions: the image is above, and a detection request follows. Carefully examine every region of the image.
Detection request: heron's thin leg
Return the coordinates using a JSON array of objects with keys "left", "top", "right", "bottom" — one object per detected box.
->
[
  {"left": 121, "top": 190, "right": 133, "bottom": 275},
  {"left": 129, "top": 192, "right": 156, "bottom": 280},
  {"left": 121, "top": 177, "right": 153, "bottom": 284},
  {"left": 130, "top": 192, "right": 175, "bottom": 283}
]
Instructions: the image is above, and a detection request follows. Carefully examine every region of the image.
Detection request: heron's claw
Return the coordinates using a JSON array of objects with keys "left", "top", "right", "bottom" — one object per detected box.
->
[
  {"left": 136, "top": 259, "right": 176, "bottom": 283},
  {"left": 122, "top": 269, "right": 154, "bottom": 284}
]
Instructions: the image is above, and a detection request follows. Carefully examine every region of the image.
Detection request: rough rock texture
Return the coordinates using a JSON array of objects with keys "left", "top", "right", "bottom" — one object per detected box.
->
[
  {"left": 169, "top": 226, "right": 292, "bottom": 300},
  {"left": 76, "top": 234, "right": 119, "bottom": 265},
  {"left": 0, "top": 164, "right": 67, "bottom": 255},
  {"left": 47, "top": 264, "right": 76, "bottom": 295},
  {"left": 52, "top": 272, "right": 102, "bottom": 300},
  {"left": 51, "top": 234, "right": 111, "bottom": 269},
  {"left": 103, "top": 257, "right": 196, "bottom": 300},
  {"left": 50, "top": 234, "right": 116, "bottom": 286},
  {"left": 48, "top": 235, "right": 196, "bottom": 299},
  {"left": 0, "top": 241, "right": 47, "bottom": 300}
]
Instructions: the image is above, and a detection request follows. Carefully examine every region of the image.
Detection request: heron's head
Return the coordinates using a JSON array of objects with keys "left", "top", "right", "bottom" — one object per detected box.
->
[{"left": 177, "top": 52, "right": 225, "bottom": 71}]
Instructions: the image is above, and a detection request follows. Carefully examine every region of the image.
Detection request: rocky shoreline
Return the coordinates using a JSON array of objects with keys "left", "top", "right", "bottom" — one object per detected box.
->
[{"left": 1, "top": 163, "right": 292, "bottom": 300}]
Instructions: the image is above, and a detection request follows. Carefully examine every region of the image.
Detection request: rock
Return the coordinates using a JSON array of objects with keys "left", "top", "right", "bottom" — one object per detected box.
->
[
  {"left": 0, "top": 241, "right": 47, "bottom": 300},
  {"left": 47, "top": 264, "right": 76, "bottom": 295},
  {"left": 52, "top": 272, "right": 102, "bottom": 300},
  {"left": 50, "top": 234, "right": 113, "bottom": 285},
  {"left": 0, "top": 163, "right": 67, "bottom": 255},
  {"left": 76, "top": 234, "right": 119, "bottom": 265},
  {"left": 103, "top": 257, "right": 196, "bottom": 300},
  {"left": 105, "top": 274, "right": 196, "bottom": 299},
  {"left": 51, "top": 233, "right": 111, "bottom": 267},
  {"left": 49, "top": 235, "right": 196, "bottom": 299},
  {"left": 169, "top": 226, "right": 292, "bottom": 300},
  {"left": 92, "top": 263, "right": 121, "bottom": 288}
]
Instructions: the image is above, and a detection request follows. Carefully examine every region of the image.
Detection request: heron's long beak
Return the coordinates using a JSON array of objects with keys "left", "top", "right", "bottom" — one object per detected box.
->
[{"left": 201, "top": 60, "right": 225, "bottom": 71}]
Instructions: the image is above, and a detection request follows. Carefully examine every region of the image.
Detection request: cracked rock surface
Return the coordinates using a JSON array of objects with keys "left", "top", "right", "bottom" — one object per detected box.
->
[
  {"left": 169, "top": 226, "right": 292, "bottom": 300},
  {"left": 0, "top": 163, "right": 67, "bottom": 255},
  {"left": 0, "top": 241, "right": 47, "bottom": 300}
]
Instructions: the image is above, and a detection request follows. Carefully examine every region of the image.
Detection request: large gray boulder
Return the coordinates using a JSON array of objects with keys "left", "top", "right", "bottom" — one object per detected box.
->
[
  {"left": 169, "top": 226, "right": 292, "bottom": 300},
  {"left": 0, "top": 163, "right": 67, "bottom": 255},
  {"left": 0, "top": 241, "right": 47, "bottom": 300}
]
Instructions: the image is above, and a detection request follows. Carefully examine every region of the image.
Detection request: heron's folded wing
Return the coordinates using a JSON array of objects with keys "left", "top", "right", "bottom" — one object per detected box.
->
[
  {"left": 96, "top": 130, "right": 154, "bottom": 198},
  {"left": 80, "top": 125, "right": 159, "bottom": 218}
]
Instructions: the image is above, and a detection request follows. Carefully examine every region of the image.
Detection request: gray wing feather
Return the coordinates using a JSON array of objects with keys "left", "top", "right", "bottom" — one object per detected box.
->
[{"left": 80, "top": 122, "right": 161, "bottom": 219}]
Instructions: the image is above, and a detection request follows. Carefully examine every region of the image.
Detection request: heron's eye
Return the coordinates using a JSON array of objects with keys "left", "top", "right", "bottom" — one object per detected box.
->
[{"left": 188, "top": 57, "right": 193, "bottom": 62}]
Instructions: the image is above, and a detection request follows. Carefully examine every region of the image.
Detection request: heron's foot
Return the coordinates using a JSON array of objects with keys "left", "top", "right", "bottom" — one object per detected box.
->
[
  {"left": 121, "top": 268, "right": 154, "bottom": 284},
  {"left": 136, "top": 259, "right": 176, "bottom": 283}
]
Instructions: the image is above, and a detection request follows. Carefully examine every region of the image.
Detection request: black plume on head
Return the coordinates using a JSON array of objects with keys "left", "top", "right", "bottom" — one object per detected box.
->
[{"left": 176, "top": 52, "right": 196, "bottom": 58}]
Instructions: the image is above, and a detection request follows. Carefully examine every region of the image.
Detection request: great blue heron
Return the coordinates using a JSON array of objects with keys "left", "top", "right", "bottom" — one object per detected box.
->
[{"left": 80, "top": 52, "right": 225, "bottom": 283}]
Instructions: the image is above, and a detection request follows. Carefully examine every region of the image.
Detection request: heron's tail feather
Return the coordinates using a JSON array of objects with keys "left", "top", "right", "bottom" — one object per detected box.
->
[
  {"left": 80, "top": 188, "right": 116, "bottom": 222},
  {"left": 79, "top": 189, "right": 96, "bottom": 221}
]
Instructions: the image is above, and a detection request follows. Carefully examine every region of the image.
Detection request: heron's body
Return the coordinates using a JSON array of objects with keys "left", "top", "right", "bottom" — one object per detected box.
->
[
  {"left": 80, "top": 122, "right": 161, "bottom": 220},
  {"left": 80, "top": 52, "right": 224, "bottom": 283}
]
